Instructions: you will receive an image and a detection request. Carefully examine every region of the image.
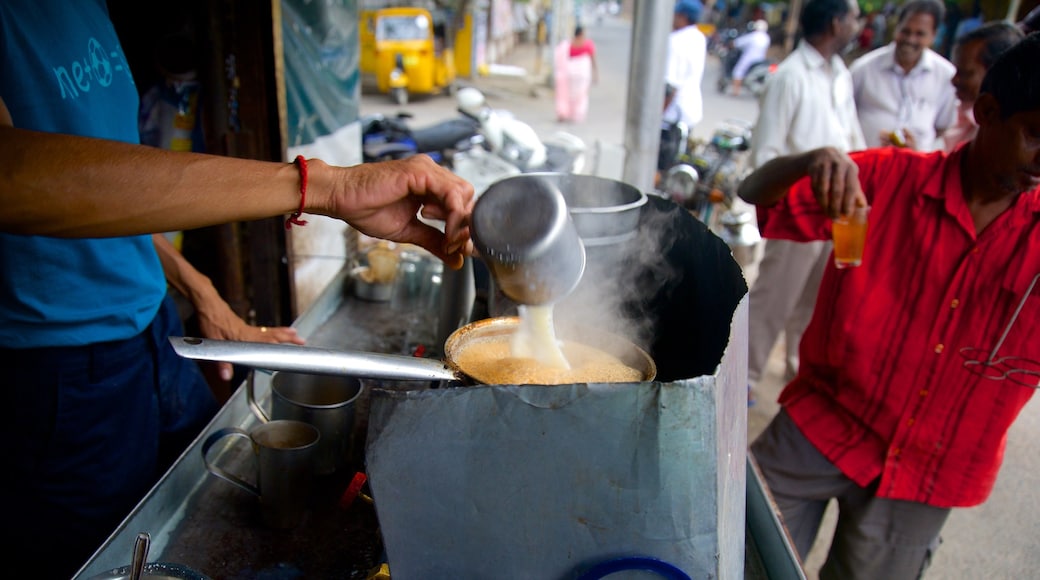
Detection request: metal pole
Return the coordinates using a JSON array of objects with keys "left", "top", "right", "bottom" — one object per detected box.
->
[
  {"left": 784, "top": 0, "right": 803, "bottom": 55},
  {"left": 1007, "top": 0, "right": 1023, "bottom": 21},
  {"left": 622, "top": 0, "right": 673, "bottom": 193}
]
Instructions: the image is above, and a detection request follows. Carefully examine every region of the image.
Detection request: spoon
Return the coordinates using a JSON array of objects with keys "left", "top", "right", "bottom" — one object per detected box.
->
[{"left": 129, "top": 532, "right": 150, "bottom": 580}]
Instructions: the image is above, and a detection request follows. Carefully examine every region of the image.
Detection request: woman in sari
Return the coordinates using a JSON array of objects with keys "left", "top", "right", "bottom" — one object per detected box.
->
[{"left": 554, "top": 26, "right": 598, "bottom": 122}]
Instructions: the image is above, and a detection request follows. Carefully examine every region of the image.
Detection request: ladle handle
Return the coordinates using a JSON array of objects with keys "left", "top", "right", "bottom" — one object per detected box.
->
[{"left": 168, "top": 337, "right": 460, "bottom": 382}]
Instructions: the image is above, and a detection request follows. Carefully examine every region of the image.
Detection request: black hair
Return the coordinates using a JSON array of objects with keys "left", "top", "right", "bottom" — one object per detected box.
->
[
  {"left": 575, "top": 25, "right": 584, "bottom": 37},
  {"left": 980, "top": 32, "right": 1040, "bottom": 119},
  {"left": 956, "top": 21, "right": 1024, "bottom": 69},
  {"left": 1020, "top": 5, "right": 1040, "bottom": 34},
  {"left": 800, "top": 0, "right": 853, "bottom": 39},
  {"left": 896, "top": 0, "right": 945, "bottom": 32}
]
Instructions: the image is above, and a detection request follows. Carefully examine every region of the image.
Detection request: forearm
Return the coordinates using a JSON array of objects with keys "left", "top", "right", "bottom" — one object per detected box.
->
[
  {"left": 0, "top": 122, "right": 475, "bottom": 267},
  {"left": 738, "top": 150, "right": 815, "bottom": 206},
  {"left": 0, "top": 126, "right": 310, "bottom": 237},
  {"left": 153, "top": 233, "right": 305, "bottom": 356},
  {"left": 153, "top": 233, "right": 217, "bottom": 306}
]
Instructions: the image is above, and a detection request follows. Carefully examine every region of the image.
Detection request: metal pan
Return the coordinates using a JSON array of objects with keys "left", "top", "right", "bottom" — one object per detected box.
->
[{"left": 170, "top": 317, "right": 655, "bottom": 385}]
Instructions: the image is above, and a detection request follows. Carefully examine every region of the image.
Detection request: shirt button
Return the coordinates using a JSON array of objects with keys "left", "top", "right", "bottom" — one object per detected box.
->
[
  {"left": 907, "top": 418, "right": 915, "bottom": 427},
  {"left": 950, "top": 299, "right": 960, "bottom": 309},
  {"left": 934, "top": 343, "right": 945, "bottom": 353},
  {"left": 891, "top": 448, "right": 901, "bottom": 457},
  {"left": 920, "top": 389, "right": 929, "bottom": 397},
  {"left": 972, "top": 247, "right": 980, "bottom": 254}
]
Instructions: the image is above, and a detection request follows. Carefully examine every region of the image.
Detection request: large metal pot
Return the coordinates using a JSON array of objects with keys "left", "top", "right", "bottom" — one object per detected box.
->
[
  {"left": 170, "top": 317, "right": 655, "bottom": 385},
  {"left": 524, "top": 172, "right": 648, "bottom": 245}
]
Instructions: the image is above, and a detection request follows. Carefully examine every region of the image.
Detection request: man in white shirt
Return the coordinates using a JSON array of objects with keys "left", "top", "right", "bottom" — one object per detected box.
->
[
  {"left": 664, "top": 0, "right": 707, "bottom": 129},
  {"left": 849, "top": 0, "right": 956, "bottom": 150},
  {"left": 658, "top": 0, "right": 707, "bottom": 171},
  {"left": 746, "top": 0, "right": 866, "bottom": 394},
  {"left": 730, "top": 19, "right": 772, "bottom": 96}
]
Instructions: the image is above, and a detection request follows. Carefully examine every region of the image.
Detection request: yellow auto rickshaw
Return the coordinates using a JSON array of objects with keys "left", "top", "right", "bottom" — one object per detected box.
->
[{"left": 360, "top": 7, "right": 456, "bottom": 105}]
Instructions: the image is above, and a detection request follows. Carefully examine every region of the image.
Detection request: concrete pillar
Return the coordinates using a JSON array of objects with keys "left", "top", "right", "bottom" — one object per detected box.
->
[{"left": 622, "top": 0, "right": 672, "bottom": 192}]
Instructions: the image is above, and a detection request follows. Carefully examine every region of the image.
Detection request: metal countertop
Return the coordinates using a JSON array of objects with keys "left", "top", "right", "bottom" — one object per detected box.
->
[{"left": 75, "top": 267, "right": 804, "bottom": 580}]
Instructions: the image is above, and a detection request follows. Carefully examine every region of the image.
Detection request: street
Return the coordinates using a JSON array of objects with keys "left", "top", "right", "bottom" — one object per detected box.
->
[{"left": 360, "top": 14, "right": 1040, "bottom": 579}]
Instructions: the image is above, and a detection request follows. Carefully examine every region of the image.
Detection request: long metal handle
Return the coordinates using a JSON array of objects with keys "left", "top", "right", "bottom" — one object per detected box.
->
[{"left": 169, "top": 337, "right": 460, "bottom": 382}]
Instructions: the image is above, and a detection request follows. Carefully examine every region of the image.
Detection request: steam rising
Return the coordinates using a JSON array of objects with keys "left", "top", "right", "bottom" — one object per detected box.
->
[
  {"left": 559, "top": 206, "right": 675, "bottom": 349},
  {"left": 547, "top": 202, "right": 679, "bottom": 351}
]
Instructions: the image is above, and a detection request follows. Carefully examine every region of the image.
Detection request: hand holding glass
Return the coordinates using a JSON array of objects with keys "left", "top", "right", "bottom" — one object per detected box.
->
[{"left": 832, "top": 206, "right": 869, "bottom": 268}]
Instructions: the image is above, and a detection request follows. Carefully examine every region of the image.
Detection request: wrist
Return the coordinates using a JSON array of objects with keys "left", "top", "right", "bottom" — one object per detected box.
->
[
  {"left": 298, "top": 157, "right": 334, "bottom": 217},
  {"left": 284, "top": 155, "right": 310, "bottom": 228}
]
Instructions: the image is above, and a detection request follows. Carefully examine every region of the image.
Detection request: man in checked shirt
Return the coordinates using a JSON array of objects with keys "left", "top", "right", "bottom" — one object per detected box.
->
[{"left": 739, "top": 32, "right": 1040, "bottom": 580}]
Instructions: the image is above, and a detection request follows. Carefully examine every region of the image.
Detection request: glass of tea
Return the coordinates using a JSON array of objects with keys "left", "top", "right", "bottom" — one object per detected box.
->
[{"left": 832, "top": 206, "right": 870, "bottom": 268}]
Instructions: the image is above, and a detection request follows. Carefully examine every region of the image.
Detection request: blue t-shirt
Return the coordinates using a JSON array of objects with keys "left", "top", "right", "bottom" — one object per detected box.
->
[{"left": 0, "top": 0, "right": 166, "bottom": 347}]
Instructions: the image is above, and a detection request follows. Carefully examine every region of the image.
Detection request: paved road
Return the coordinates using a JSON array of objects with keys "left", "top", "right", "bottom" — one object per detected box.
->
[{"left": 360, "top": 15, "right": 1040, "bottom": 579}]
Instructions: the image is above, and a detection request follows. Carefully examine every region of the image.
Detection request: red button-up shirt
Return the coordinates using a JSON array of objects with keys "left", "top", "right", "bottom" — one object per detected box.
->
[{"left": 761, "top": 146, "right": 1040, "bottom": 507}]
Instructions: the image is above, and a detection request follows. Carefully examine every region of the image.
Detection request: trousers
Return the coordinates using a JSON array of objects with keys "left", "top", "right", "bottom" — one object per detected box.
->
[
  {"left": 0, "top": 294, "right": 218, "bottom": 579},
  {"left": 751, "top": 410, "right": 950, "bottom": 580},
  {"left": 747, "top": 238, "right": 830, "bottom": 384}
]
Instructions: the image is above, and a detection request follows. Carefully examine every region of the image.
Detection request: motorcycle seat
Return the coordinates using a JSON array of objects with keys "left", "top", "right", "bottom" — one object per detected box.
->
[{"left": 412, "top": 117, "right": 481, "bottom": 152}]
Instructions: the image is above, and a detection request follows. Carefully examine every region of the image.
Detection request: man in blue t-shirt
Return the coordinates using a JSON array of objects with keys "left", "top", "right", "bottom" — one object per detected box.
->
[{"left": 0, "top": 2, "right": 476, "bottom": 577}]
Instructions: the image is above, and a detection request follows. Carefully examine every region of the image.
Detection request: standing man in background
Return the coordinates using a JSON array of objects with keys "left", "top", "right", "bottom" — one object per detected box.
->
[
  {"left": 746, "top": 0, "right": 866, "bottom": 396},
  {"left": 659, "top": 0, "right": 707, "bottom": 172},
  {"left": 849, "top": 0, "right": 956, "bottom": 150},
  {"left": 943, "top": 21, "right": 1022, "bottom": 152}
]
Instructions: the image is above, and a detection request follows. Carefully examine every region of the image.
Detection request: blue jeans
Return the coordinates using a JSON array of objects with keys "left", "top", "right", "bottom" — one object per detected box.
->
[{"left": 0, "top": 294, "right": 218, "bottom": 578}]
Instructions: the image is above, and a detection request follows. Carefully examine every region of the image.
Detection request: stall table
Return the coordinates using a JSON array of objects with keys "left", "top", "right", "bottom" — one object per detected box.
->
[{"left": 75, "top": 268, "right": 804, "bottom": 580}]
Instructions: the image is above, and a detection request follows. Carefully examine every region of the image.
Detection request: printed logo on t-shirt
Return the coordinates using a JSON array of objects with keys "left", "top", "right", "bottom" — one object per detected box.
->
[{"left": 52, "top": 37, "right": 134, "bottom": 100}]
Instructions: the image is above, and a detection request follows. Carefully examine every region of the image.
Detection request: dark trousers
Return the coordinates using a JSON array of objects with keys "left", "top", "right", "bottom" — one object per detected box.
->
[
  {"left": 658, "top": 122, "right": 685, "bottom": 171},
  {"left": 751, "top": 409, "right": 951, "bottom": 580},
  {"left": 0, "top": 294, "right": 218, "bottom": 579}
]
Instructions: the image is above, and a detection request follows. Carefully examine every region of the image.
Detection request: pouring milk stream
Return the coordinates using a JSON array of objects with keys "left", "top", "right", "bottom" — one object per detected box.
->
[{"left": 470, "top": 176, "right": 586, "bottom": 369}]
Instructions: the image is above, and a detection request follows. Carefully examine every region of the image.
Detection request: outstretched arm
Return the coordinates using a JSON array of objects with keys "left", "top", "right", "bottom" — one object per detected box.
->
[
  {"left": 0, "top": 98, "right": 475, "bottom": 269},
  {"left": 153, "top": 234, "right": 304, "bottom": 381},
  {"left": 738, "top": 147, "right": 867, "bottom": 218}
]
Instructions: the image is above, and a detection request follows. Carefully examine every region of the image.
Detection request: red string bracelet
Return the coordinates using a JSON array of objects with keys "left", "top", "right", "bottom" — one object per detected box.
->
[{"left": 285, "top": 155, "right": 309, "bottom": 229}]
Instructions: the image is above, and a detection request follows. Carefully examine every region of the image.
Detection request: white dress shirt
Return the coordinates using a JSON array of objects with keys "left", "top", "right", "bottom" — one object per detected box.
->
[
  {"left": 849, "top": 43, "right": 956, "bottom": 151},
  {"left": 751, "top": 40, "right": 866, "bottom": 169},
  {"left": 663, "top": 24, "right": 707, "bottom": 128},
  {"left": 745, "top": 41, "right": 866, "bottom": 385}
]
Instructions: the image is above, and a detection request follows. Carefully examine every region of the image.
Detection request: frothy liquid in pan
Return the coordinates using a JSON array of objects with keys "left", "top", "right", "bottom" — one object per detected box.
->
[{"left": 455, "top": 306, "right": 643, "bottom": 385}]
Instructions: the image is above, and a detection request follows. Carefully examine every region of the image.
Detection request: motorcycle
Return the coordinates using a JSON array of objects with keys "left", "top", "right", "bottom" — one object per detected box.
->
[
  {"left": 715, "top": 25, "right": 777, "bottom": 97},
  {"left": 360, "top": 111, "right": 480, "bottom": 167},
  {"left": 454, "top": 87, "right": 586, "bottom": 174},
  {"left": 708, "top": 26, "right": 740, "bottom": 59},
  {"left": 657, "top": 118, "right": 760, "bottom": 265}
]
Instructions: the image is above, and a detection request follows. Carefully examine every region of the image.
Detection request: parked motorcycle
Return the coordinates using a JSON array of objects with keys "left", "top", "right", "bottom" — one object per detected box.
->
[
  {"left": 360, "top": 111, "right": 480, "bottom": 167},
  {"left": 658, "top": 118, "right": 760, "bottom": 260},
  {"left": 454, "top": 87, "right": 586, "bottom": 175}
]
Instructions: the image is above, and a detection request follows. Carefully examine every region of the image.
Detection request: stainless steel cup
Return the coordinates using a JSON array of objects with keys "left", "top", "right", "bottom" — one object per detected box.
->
[
  {"left": 201, "top": 420, "right": 319, "bottom": 529},
  {"left": 471, "top": 174, "right": 586, "bottom": 305},
  {"left": 247, "top": 372, "right": 362, "bottom": 475}
]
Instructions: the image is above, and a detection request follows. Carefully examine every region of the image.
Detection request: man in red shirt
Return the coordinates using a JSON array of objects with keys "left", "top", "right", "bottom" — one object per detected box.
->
[{"left": 739, "top": 33, "right": 1040, "bottom": 579}]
